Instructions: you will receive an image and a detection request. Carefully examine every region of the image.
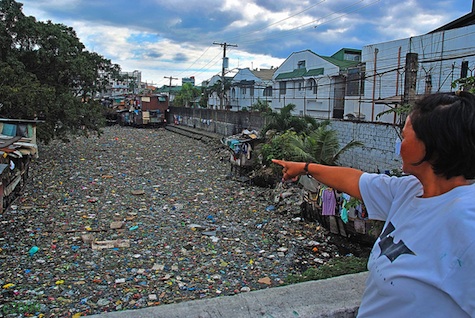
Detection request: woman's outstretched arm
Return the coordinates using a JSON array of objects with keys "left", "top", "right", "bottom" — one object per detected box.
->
[{"left": 272, "top": 159, "right": 364, "bottom": 200}]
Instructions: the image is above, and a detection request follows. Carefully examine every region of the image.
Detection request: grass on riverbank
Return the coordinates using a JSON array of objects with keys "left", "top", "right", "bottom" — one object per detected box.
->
[{"left": 285, "top": 255, "right": 368, "bottom": 284}]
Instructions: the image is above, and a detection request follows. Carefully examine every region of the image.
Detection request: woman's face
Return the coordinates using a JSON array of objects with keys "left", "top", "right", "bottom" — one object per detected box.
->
[{"left": 400, "top": 116, "right": 427, "bottom": 175}]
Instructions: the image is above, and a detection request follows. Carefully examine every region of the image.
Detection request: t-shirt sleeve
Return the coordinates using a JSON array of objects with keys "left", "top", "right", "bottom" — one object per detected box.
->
[{"left": 359, "top": 173, "right": 420, "bottom": 221}]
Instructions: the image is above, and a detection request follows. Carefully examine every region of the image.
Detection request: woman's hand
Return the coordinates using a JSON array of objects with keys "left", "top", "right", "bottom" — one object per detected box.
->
[{"left": 272, "top": 159, "right": 306, "bottom": 181}]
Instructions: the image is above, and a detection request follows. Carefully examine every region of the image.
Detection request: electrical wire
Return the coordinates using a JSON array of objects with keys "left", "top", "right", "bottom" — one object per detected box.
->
[
  {"left": 177, "top": 0, "right": 380, "bottom": 82},
  {"left": 161, "top": 0, "right": 472, "bottom": 92}
]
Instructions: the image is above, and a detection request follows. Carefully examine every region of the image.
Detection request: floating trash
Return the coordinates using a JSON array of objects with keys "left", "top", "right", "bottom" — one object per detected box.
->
[{"left": 0, "top": 125, "right": 367, "bottom": 316}]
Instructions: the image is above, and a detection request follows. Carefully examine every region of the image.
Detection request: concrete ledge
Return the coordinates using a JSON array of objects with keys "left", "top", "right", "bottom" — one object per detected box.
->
[{"left": 89, "top": 272, "right": 368, "bottom": 318}]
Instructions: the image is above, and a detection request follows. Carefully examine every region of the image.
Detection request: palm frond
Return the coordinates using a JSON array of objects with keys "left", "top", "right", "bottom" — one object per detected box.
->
[
  {"left": 314, "top": 129, "right": 340, "bottom": 165},
  {"left": 331, "top": 140, "right": 364, "bottom": 165},
  {"left": 287, "top": 133, "right": 315, "bottom": 162}
]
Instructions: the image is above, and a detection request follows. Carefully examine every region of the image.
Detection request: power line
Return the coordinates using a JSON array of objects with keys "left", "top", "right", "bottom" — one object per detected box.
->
[
  {"left": 237, "top": 0, "right": 379, "bottom": 46},
  {"left": 176, "top": 0, "right": 327, "bottom": 78},
  {"left": 228, "top": 0, "right": 326, "bottom": 40},
  {"left": 174, "top": 0, "right": 379, "bottom": 83}
]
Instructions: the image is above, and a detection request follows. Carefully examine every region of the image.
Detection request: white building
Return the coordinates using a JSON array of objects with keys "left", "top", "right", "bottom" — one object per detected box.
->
[
  {"left": 345, "top": 9, "right": 475, "bottom": 123},
  {"left": 201, "top": 4, "right": 475, "bottom": 120},
  {"left": 230, "top": 68, "right": 275, "bottom": 111},
  {"left": 271, "top": 49, "right": 361, "bottom": 119},
  {"left": 206, "top": 74, "right": 228, "bottom": 109},
  {"left": 100, "top": 70, "right": 142, "bottom": 99}
]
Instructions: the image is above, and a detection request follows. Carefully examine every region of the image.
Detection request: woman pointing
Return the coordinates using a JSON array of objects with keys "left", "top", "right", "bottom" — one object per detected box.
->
[{"left": 273, "top": 91, "right": 475, "bottom": 317}]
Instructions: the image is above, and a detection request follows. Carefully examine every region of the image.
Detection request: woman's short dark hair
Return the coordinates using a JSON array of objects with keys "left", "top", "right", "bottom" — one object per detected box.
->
[{"left": 409, "top": 91, "right": 475, "bottom": 179}]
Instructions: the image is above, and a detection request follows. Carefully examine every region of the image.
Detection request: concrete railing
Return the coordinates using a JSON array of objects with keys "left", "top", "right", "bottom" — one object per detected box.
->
[{"left": 89, "top": 272, "right": 369, "bottom": 318}]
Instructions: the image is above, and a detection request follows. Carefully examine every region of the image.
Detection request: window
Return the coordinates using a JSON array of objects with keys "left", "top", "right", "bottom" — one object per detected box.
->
[
  {"left": 264, "top": 86, "right": 272, "bottom": 97},
  {"left": 279, "top": 82, "right": 286, "bottom": 95},
  {"left": 346, "top": 67, "right": 365, "bottom": 96},
  {"left": 307, "top": 79, "right": 317, "bottom": 94},
  {"left": 241, "top": 87, "right": 247, "bottom": 95},
  {"left": 298, "top": 82, "right": 302, "bottom": 91},
  {"left": 344, "top": 53, "right": 361, "bottom": 62},
  {"left": 250, "top": 87, "right": 254, "bottom": 97},
  {"left": 298, "top": 60, "right": 306, "bottom": 69}
]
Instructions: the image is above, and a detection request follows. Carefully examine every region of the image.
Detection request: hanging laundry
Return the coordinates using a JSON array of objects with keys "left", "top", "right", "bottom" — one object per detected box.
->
[
  {"left": 322, "top": 188, "right": 336, "bottom": 216},
  {"left": 340, "top": 192, "right": 351, "bottom": 223}
]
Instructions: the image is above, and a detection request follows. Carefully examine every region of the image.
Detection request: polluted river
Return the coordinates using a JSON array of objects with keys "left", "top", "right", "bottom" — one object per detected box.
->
[{"left": 0, "top": 125, "right": 370, "bottom": 317}]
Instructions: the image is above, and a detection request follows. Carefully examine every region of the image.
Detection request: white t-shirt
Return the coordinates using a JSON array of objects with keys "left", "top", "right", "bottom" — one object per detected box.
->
[{"left": 357, "top": 173, "right": 475, "bottom": 318}]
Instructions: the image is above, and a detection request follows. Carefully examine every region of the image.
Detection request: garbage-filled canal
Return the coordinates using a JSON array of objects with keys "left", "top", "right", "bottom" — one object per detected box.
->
[{"left": 0, "top": 126, "right": 370, "bottom": 316}]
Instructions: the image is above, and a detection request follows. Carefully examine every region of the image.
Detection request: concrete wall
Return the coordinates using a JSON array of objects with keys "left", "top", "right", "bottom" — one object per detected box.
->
[
  {"left": 169, "top": 107, "right": 402, "bottom": 172},
  {"left": 169, "top": 107, "right": 266, "bottom": 136},
  {"left": 332, "top": 120, "right": 402, "bottom": 173}
]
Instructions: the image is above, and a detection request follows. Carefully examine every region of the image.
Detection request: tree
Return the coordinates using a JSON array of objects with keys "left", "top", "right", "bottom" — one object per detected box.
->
[
  {"left": 452, "top": 76, "right": 475, "bottom": 93},
  {"left": 174, "top": 83, "right": 200, "bottom": 107},
  {"left": 287, "top": 122, "right": 363, "bottom": 165},
  {"left": 260, "top": 120, "right": 363, "bottom": 171},
  {"left": 0, "top": 0, "right": 121, "bottom": 143},
  {"left": 199, "top": 86, "right": 208, "bottom": 108},
  {"left": 262, "top": 103, "right": 319, "bottom": 136},
  {"left": 206, "top": 78, "right": 232, "bottom": 109},
  {"left": 260, "top": 121, "right": 362, "bottom": 166},
  {"left": 249, "top": 98, "right": 272, "bottom": 113}
]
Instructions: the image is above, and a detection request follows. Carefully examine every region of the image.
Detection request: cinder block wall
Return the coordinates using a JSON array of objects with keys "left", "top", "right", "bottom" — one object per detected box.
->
[{"left": 331, "top": 120, "right": 402, "bottom": 173}]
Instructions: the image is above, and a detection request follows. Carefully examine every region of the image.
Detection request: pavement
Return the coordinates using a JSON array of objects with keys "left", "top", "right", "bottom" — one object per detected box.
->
[{"left": 88, "top": 272, "right": 368, "bottom": 318}]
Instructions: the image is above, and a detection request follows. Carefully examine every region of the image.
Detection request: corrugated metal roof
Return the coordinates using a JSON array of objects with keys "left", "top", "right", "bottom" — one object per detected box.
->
[
  {"left": 305, "top": 68, "right": 324, "bottom": 76},
  {"left": 331, "top": 48, "right": 362, "bottom": 60},
  {"left": 275, "top": 68, "right": 307, "bottom": 80},
  {"left": 275, "top": 67, "right": 325, "bottom": 80},
  {"left": 319, "top": 56, "right": 360, "bottom": 70}
]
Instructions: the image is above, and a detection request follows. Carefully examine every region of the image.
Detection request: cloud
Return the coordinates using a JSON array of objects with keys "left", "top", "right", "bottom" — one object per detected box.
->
[{"left": 18, "top": 0, "right": 472, "bottom": 86}]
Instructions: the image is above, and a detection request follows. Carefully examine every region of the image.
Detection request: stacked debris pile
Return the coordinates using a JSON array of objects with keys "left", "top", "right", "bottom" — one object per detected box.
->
[{"left": 221, "top": 129, "right": 263, "bottom": 182}]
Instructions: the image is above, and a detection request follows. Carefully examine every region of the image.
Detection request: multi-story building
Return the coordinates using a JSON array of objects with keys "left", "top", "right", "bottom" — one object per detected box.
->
[
  {"left": 199, "top": 3, "right": 475, "bottom": 121},
  {"left": 182, "top": 76, "right": 196, "bottom": 86},
  {"left": 271, "top": 49, "right": 361, "bottom": 119},
  {"left": 345, "top": 11, "right": 475, "bottom": 124},
  {"left": 99, "top": 70, "right": 142, "bottom": 100},
  {"left": 229, "top": 68, "right": 276, "bottom": 111}
]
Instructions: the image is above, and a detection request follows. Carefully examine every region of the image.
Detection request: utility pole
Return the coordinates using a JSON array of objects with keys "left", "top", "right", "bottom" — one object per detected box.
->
[
  {"left": 401, "top": 52, "right": 418, "bottom": 125},
  {"left": 213, "top": 42, "right": 237, "bottom": 110},
  {"left": 371, "top": 48, "right": 378, "bottom": 121},
  {"left": 403, "top": 53, "right": 418, "bottom": 106},
  {"left": 164, "top": 76, "right": 178, "bottom": 104}
]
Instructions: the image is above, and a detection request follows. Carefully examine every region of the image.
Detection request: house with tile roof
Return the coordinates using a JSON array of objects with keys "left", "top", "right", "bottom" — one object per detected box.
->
[{"left": 271, "top": 49, "right": 361, "bottom": 119}]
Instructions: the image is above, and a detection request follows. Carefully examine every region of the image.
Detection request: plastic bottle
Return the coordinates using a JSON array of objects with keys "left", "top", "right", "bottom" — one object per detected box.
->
[{"left": 29, "top": 246, "right": 39, "bottom": 256}]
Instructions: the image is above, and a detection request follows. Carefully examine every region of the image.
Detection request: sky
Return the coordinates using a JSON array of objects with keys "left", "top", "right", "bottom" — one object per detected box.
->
[{"left": 18, "top": 0, "right": 473, "bottom": 87}]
